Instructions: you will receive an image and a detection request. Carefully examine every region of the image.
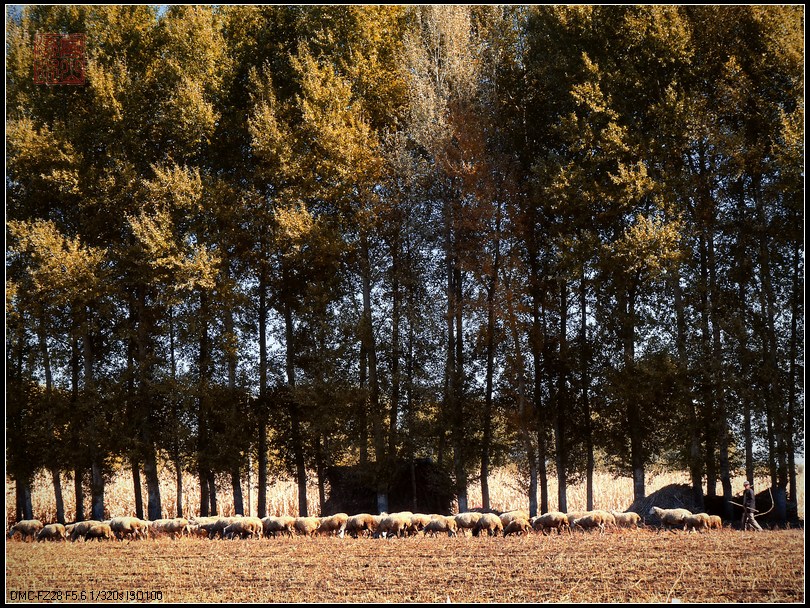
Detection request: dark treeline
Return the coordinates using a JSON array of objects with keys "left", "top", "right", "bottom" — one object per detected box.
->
[{"left": 6, "top": 6, "right": 803, "bottom": 523}]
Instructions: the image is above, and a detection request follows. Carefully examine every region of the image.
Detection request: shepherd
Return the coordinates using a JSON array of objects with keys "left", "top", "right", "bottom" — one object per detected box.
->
[{"left": 740, "top": 481, "right": 763, "bottom": 531}]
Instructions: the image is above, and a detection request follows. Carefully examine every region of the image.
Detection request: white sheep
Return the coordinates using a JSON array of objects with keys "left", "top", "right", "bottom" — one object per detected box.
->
[
  {"left": 36, "top": 523, "right": 66, "bottom": 542},
  {"left": 503, "top": 518, "right": 532, "bottom": 537},
  {"left": 149, "top": 518, "right": 190, "bottom": 539},
  {"left": 571, "top": 512, "right": 608, "bottom": 534},
  {"left": 648, "top": 506, "right": 693, "bottom": 532},
  {"left": 294, "top": 516, "right": 322, "bottom": 537},
  {"left": 610, "top": 510, "right": 642, "bottom": 529},
  {"left": 317, "top": 513, "right": 349, "bottom": 537},
  {"left": 110, "top": 516, "right": 149, "bottom": 540},
  {"left": 454, "top": 512, "right": 483, "bottom": 536},
  {"left": 708, "top": 515, "right": 723, "bottom": 530},
  {"left": 85, "top": 522, "right": 114, "bottom": 541},
  {"left": 374, "top": 513, "right": 410, "bottom": 539},
  {"left": 345, "top": 514, "right": 378, "bottom": 538},
  {"left": 262, "top": 515, "right": 295, "bottom": 538},
  {"left": 407, "top": 513, "right": 433, "bottom": 536},
  {"left": 531, "top": 511, "right": 570, "bottom": 535},
  {"left": 500, "top": 510, "right": 530, "bottom": 528},
  {"left": 472, "top": 512, "right": 503, "bottom": 537},
  {"left": 69, "top": 520, "right": 103, "bottom": 541},
  {"left": 7, "top": 519, "right": 44, "bottom": 542},
  {"left": 683, "top": 512, "right": 711, "bottom": 533},
  {"left": 423, "top": 515, "right": 458, "bottom": 537},
  {"left": 223, "top": 517, "right": 263, "bottom": 539}
]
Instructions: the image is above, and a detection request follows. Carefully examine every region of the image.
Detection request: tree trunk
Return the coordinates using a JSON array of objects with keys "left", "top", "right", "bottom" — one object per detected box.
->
[
  {"left": 360, "top": 235, "right": 387, "bottom": 514},
  {"left": 257, "top": 264, "right": 268, "bottom": 518},
  {"left": 786, "top": 240, "right": 800, "bottom": 503},
  {"left": 555, "top": 280, "right": 568, "bottom": 513},
  {"left": 580, "top": 270, "right": 594, "bottom": 512},
  {"left": 74, "top": 468, "right": 85, "bottom": 522},
  {"left": 131, "top": 459, "right": 144, "bottom": 520},
  {"left": 51, "top": 468, "right": 65, "bottom": 524},
  {"left": 284, "top": 296, "right": 308, "bottom": 517},
  {"left": 231, "top": 467, "right": 244, "bottom": 515},
  {"left": 90, "top": 461, "right": 105, "bottom": 521},
  {"left": 673, "top": 268, "right": 703, "bottom": 510}
]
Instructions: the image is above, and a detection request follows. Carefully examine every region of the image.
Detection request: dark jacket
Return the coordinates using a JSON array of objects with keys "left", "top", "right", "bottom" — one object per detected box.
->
[{"left": 743, "top": 487, "right": 756, "bottom": 511}]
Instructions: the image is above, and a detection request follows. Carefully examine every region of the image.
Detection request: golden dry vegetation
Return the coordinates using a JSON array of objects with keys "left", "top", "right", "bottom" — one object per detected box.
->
[
  {"left": 7, "top": 465, "right": 804, "bottom": 523},
  {"left": 6, "top": 530, "right": 804, "bottom": 603}
]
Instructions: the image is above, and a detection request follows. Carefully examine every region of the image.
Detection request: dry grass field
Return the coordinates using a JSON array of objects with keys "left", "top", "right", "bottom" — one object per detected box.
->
[
  {"left": 6, "top": 466, "right": 805, "bottom": 603},
  {"left": 6, "top": 530, "right": 804, "bottom": 603}
]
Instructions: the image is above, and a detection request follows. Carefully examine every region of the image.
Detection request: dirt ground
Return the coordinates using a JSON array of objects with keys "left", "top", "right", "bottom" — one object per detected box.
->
[{"left": 5, "top": 528, "right": 804, "bottom": 603}]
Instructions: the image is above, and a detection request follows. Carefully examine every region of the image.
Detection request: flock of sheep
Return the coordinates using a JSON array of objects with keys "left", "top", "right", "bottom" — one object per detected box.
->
[{"left": 7, "top": 506, "right": 725, "bottom": 543}]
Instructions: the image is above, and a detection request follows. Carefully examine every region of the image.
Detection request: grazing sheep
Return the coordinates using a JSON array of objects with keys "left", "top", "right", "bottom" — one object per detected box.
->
[
  {"left": 571, "top": 512, "right": 608, "bottom": 535},
  {"left": 85, "top": 523, "right": 114, "bottom": 541},
  {"left": 423, "top": 516, "right": 458, "bottom": 537},
  {"left": 262, "top": 516, "right": 296, "bottom": 538},
  {"left": 708, "top": 515, "right": 723, "bottom": 530},
  {"left": 317, "top": 513, "right": 349, "bottom": 538},
  {"left": 531, "top": 512, "right": 570, "bottom": 535},
  {"left": 405, "top": 514, "right": 433, "bottom": 536},
  {"left": 454, "top": 512, "right": 483, "bottom": 536},
  {"left": 345, "top": 514, "right": 378, "bottom": 538},
  {"left": 648, "top": 506, "right": 693, "bottom": 532},
  {"left": 472, "top": 512, "right": 503, "bottom": 537},
  {"left": 294, "top": 516, "right": 322, "bottom": 537},
  {"left": 610, "top": 511, "right": 642, "bottom": 529},
  {"left": 36, "top": 523, "right": 66, "bottom": 542},
  {"left": 503, "top": 518, "right": 532, "bottom": 537},
  {"left": 69, "top": 520, "right": 103, "bottom": 542},
  {"left": 683, "top": 512, "right": 711, "bottom": 533},
  {"left": 224, "top": 517, "right": 263, "bottom": 540},
  {"left": 374, "top": 513, "right": 410, "bottom": 539},
  {"left": 564, "top": 511, "right": 588, "bottom": 527},
  {"left": 199, "top": 516, "right": 237, "bottom": 540},
  {"left": 150, "top": 518, "right": 190, "bottom": 539},
  {"left": 500, "top": 510, "right": 530, "bottom": 528},
  {"left": 110, "top": 516, "right": 149, "bottom": 540},
  {"left": 7, "top": 519, "right": 44, "bottom": 542}
]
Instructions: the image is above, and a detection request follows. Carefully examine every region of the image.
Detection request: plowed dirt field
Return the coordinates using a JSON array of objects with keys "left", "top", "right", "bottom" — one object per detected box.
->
[{"left": 6, "top": 529, "right": 804, "bottom": 603}]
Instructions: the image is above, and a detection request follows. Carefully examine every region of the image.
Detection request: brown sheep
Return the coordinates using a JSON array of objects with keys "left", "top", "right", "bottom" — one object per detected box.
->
[
  {"left": 7, "top": 519, "right": 44, "bottom": 542},
  {"left": 708, "top": 515, "right": 723, "bottom": 530},
  {"left": 472, "top": 512, "right": 503, "bottom": 537},
  {"left": 36, "top": 523, "right": 66, "bottom": 542}
]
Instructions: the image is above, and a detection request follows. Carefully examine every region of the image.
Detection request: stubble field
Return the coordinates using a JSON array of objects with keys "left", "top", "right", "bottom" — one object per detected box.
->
[{"left": 5, "top": 529, "right": 804, "bottom": 603}]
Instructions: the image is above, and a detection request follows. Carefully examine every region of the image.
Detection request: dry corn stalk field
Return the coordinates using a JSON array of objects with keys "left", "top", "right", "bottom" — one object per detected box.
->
[
  {"left": 6, "top": 467, "right": 805, "bottom": 603},
  {"left": 6, "top": 530, "right": 804, "bottom": 603}
]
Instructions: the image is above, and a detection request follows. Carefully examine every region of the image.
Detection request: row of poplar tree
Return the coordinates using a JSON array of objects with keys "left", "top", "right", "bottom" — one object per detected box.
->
[{"left": 6, "top": 5, "right": 803, "bottom": 523}]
